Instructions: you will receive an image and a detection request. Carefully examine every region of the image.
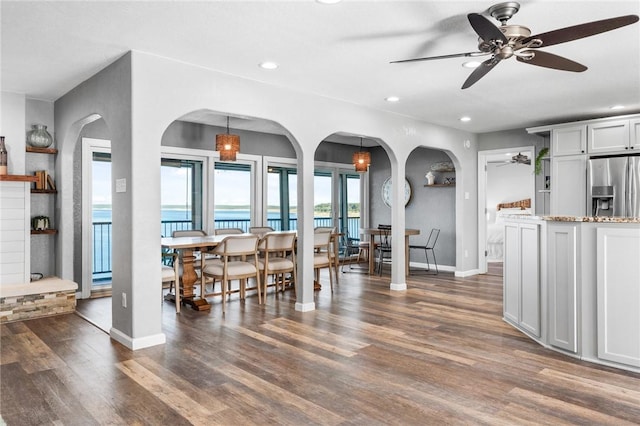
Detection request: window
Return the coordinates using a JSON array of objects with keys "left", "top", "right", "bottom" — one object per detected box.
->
[
  {"left": 214, "top": 162, "right": 252, "bottom": 232},
  {"left": 340, "top": 173, "right": 361, "bottom": 238},
  {"left": 161, "top": 158, "right": 203, "bottom": 237},
  {"left": 267, "top": 166, "right": 297, "bottom": 230}
]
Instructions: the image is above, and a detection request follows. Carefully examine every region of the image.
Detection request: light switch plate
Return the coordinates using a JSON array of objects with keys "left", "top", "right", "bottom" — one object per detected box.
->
[{"left": 116, "top": 178, "right": 126, "bottom": 193}]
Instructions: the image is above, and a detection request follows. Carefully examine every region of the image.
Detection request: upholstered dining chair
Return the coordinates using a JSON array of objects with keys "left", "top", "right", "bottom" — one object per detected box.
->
[
  {"left": 313, "top": 231, "right": 334, "bottom": 292},
  {"left": 202, "top": 234, "right": 261, "bottom": 313},
  {"left": 161, "top": 251, "right": 179, "bottom": 304},
  {"left": 249, "top": 226, "right": 275, "bottom": 238},
  {"left": 314, "top": 226, "right": 340, "bottom": 284},
  {"left": 257, "top": 231, "right": 297, "bottom": 298},
  {"left": 214, "top": 228, "right": 244, "bottom": 235}
]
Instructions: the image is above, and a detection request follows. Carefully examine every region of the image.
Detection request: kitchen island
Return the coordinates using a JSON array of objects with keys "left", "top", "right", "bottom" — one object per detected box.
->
[{"left": 502, "top": 214, "right": 640, "bottom": 373}]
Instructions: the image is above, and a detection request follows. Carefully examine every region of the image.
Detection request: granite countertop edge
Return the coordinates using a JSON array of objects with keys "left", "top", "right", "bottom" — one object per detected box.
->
[{"left": 500, "top": 214, "right": 640, "bottom": 223}]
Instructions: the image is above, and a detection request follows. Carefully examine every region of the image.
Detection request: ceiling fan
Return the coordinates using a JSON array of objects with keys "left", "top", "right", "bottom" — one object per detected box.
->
[
  {"left": 390, "top": 2, "right": 639, "bottom": 89},
  {"left": 490, "top": 152, "right": 531, "bottom": 166}
]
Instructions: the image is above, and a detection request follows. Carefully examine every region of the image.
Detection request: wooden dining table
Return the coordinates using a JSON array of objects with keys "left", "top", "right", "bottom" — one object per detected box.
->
[
  {"left": 161, "top": 234, "right": 234, "bottom": 312},
  {"left": 161, "top": 230, "right": 341, "bottom": 312},
  {"left": 360, "top": 228, "right": 420, "bottom": 276}
]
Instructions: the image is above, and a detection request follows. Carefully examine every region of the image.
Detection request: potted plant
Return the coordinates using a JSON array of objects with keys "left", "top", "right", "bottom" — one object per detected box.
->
[{"left": 534, "top": 147, "right": 549, "bottom": 175}]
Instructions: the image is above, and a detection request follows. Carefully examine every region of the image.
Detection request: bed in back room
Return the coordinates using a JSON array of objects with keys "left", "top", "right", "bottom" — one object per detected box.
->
[{"left": 486, "top": 198, "right": 532, "bottom": 261}]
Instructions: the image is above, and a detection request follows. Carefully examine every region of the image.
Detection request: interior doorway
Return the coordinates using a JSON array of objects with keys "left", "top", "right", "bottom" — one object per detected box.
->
[
  {"left": 81, "top": 138, "right": 112, "bottom": 299},
  {"left": 477, "top": 147, "right": 535, "bottom": 274}
]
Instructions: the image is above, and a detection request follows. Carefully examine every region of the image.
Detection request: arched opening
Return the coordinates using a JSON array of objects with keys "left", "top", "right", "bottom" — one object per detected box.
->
[
  {"left": 158, "top": 110, "right": 302, "bottom": 311},
  {"left": 404, "top": 146, "right": 457, "bottom": 274}
]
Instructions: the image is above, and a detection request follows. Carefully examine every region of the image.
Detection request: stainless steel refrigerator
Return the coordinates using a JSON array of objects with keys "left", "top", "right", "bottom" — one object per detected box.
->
[{"left": 588, "top": 155, "right": 640, "bottom": 217}]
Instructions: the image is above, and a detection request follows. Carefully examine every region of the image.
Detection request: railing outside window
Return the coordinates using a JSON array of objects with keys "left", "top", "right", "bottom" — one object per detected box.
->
[{"left": 92, "top": 217, "right": 361, "bottom": 280}]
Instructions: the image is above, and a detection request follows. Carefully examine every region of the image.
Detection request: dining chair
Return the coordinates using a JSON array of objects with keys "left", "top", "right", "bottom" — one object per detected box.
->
[
  {"left": 314, "top": 226, "right": 340, "bottom": 284},
  {"left": 313, "top": 231, "right": 334, "bottom": 292},
  {"left": 340, "top": 228, "right": 366, "bottom": 273},
  {"left": 257, "top": 231, "right": 297, "bottom": 298},
  {"left": 214, "top": 228, "right": 245, "bottom": 235},
  {"left": 202, "top": 234, "right": 261, "bottom": 313},
  {"left": 249, "top": 226, "right": 275, "bottom": 238},
  {"left": 161, "top": 251, "right": 179, "bottom": 305},
  {"left": 375, "top": 224, "right": 392, "bottom": 276},
  {"left": 409, "top": 228, "right": 440, "bottom": 275}
]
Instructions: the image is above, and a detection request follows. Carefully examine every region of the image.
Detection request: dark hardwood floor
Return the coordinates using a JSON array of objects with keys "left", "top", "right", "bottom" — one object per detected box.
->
[{"left": 2, "top": 266, "right": 639, "bottom": 425}]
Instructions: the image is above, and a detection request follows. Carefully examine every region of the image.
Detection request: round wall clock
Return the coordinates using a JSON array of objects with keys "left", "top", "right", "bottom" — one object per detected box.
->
[{"left": 381, "top": 177, "right": 411, "bottom": 207}]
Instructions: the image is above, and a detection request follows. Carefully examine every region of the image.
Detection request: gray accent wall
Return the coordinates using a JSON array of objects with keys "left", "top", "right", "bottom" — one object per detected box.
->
[{"left": 369, "top": 146, "right": 457, "bottom": 268}]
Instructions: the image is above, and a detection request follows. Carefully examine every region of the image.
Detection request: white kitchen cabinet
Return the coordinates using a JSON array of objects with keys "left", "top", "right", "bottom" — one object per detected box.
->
[
  {"left": 596, "top": 227, "right": 640, "bottom": 367},
  {"left": 547, "top": 223, "right": 578, "bottom": 353},
  {"left": 550, "top": 155, "right": 586, "bottom": 216},
  {"left": 503, "top": 220, "right": 541, "bottom": 337},
  {"left": 631, "top": 118, "right": 640, "bottom": 150},
  {"left": 587, "top": 119, "right": 631, "bottom": 154},
  {"left": 552, "top": 125, "right": 586, "bottom": 156}
]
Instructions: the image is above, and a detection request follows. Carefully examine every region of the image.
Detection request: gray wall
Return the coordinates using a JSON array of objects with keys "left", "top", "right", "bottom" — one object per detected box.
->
[{"left": 369, "top": 146, "right": 457, "bottom": 268}]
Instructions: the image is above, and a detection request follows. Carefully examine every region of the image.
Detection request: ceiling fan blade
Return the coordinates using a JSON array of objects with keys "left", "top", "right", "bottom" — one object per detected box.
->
[
  {"left": 461, "top": 57, "right": 500, "bottom": 89},
  {"left": 517, "top": 50, "right": 587, "bottom": 72},
  {"left": 468, "top": 13, "right": 507, "bottom": 44},
  {"left": 522, "top": 15, "right": 639, "bottom": 47},
  {"left": 390, "top": 51, "right": 488, "bottom": 64}
]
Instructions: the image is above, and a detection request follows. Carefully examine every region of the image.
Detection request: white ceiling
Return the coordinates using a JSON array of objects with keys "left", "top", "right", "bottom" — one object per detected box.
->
[{"left": 2, "top": 1, "right": 639, "bottom": 136}]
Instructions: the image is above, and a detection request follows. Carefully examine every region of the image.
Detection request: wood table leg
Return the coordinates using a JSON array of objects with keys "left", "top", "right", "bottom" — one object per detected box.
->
[{"left": 164, "top": 247, "right": 211, "bottom": 311}]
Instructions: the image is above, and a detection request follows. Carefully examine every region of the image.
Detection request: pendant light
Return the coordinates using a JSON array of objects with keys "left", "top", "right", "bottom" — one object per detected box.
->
[
  {"left": 216, "top": 116, "right": 240, "bottom": 161},
  {"left": 352, "top": 137, "right": 371, "bottom": 173}
]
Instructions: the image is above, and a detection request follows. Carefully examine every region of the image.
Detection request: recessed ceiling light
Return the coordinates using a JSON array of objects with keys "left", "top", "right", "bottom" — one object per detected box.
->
[
  {"left": 462, "top": 61, "right": 481, "bottom": 68},
  {"left": 460, "top": 116, "right": 471, "bottom": 122},
  {"left": 385, "top": 96, "right": 400, "bottom": 102},
  {"left": 316, "top": 0, "right": 342, "bottom": 4},
  {"left": 610, "top": 105, "right": 625, "bottom": 110},
  {"left": 259, "top": 61, "right": 278, "bottom": 70}
]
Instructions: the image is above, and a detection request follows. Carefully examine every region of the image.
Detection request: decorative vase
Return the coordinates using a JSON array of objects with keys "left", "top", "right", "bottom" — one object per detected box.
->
[
  {"left": 0, "top": 136, "right": 7, "bottom": 175},
  {"left": 425, "top": 171, "right": 435, "bottom": 186},
  {"left": 26, "top": 124, "right": 53, "bottom": 148}
]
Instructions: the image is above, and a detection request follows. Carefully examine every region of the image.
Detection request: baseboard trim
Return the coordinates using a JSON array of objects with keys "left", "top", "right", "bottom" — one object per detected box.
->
[
  {"left": 409, "top": 262, "right": 456, "bottom": 273},
  {"left": 389, "top": 282, "right": 407, "bottom": 291},
  {"left": 454, "top": 269, "right": 481, "bottom": 278},
  {"left": 110, "top": 327, "right": 166, "bottom": 350},
  {"left": 295, "top": 302, "right": 315, "bottom": 312}
]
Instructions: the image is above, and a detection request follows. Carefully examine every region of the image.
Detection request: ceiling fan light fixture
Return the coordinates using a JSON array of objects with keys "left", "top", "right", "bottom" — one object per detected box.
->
[
  {"left": 462, "top": 61, "right": 482, "bottom": 68},
  {"left": 385, "top": 96, "right": 400, "bottom": 102},
  {"left": 259, "top": 61, "right": 278, "bottom": 70},
  {"left": 460, "top": 116, "right": 471, "bottom": 122},
  {"left": 610, "top": 105, "right": 625, "bottom": 110},
  {"left": 316, "top": 0, "right": 342, "bottom": 4},
  {"left": 216, "top": 116, "right": 240, "bottom": 162}
]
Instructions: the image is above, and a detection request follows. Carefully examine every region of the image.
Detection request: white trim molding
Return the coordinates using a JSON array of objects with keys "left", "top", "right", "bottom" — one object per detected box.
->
[{"left": 110, "top": 327, "right": 166, "bottom": 350}]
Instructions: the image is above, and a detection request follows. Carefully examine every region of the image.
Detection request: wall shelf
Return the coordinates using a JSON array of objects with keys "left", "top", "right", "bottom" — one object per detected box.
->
[
  {"left": 424, "top": 184, "right": 456, "bottom": 187},
  {"left": 26, "top": 146, "right": 57, "bottom": 155},
  {"left": 0, "top": 174, "right": 39, "bottom": 182},
  {"left": 31, "top": 229, "right": 57, "bottom": 235},
  {"left": 31, "top": 189, "right": 57, "bottom": 194}
]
